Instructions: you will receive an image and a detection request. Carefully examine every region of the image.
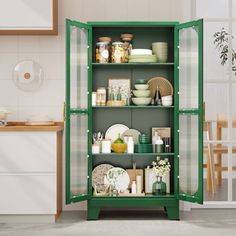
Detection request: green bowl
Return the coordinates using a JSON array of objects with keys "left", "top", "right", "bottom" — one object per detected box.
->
[
  {"left": 134, "top": 144, "right": 153, "bottom": 153},
  {"left": 139, "top": 134, "right": 150, "bottom": 144},
  {"left": 136, "top": 79, "right": 148, "bottom": 84}
]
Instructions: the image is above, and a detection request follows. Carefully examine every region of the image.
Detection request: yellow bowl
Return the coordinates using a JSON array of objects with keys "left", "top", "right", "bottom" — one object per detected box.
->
[{"left": 111, "top": 143, "right": 127, "bottom": 153}]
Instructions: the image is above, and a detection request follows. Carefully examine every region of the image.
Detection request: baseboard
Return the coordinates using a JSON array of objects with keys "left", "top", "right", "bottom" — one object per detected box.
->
[{"left": 0, "top": 215, "right": 56, "bottom": 223}]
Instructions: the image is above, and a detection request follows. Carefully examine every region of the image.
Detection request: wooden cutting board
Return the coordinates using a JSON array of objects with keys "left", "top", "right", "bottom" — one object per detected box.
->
[{"left": 126, "top": 169, "right": 144, "bottom": 191}]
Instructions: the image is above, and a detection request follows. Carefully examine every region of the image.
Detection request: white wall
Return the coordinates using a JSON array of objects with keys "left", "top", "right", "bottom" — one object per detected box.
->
[{"left": 0, "top": 0, "right": 192, "bottom": 211}]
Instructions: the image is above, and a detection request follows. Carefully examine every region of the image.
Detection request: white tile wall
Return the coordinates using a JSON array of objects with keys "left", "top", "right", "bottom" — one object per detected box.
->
[{"left": 0, "top": 0, "right": 192, "bottom": 211}]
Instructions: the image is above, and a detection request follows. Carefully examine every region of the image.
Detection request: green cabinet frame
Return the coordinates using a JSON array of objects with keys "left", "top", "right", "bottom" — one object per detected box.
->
[{"left": 65, "top": 19, "right": 203, "bottom": 218}]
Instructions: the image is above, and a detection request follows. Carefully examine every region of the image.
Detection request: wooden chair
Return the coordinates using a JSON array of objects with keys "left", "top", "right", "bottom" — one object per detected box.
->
[
  {"left": 215, "top": 114, "right": 236, "bottom": 186},
  {"left": 203, "top": 121, "right": 216, "bottom": 194}
]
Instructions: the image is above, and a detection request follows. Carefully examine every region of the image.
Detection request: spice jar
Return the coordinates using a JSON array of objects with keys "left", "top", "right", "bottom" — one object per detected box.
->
[
  {"left": 112, "top": 42, "right": 125, "bottom": 63},
  {"left": 96, "top": 87, "right": 106, "bottom": 106},
  {"left": 96, "top": 42, "right": 110, "bottom": 63}
]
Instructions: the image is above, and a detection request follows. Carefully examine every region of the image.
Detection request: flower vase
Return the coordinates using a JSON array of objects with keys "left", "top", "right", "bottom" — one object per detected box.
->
[{"left": 152, "top": 176, "right": 166, "bottom": 195}]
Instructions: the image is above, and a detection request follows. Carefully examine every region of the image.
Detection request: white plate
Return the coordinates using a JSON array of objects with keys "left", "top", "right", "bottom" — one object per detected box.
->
[
  {"left": 92, "top": 164, "right": 114, "bottom": 187},
  {"left": 104, "top": 167, "right": 130, "bottom": 192},
  {"left": 130, "top": 49, "right": 152, "bottom": 55},
  {"left": 105, "top": 124, "right": 129, "bottom": 143},
  {"left": 122, "top": 129, "right": 141, "bottom": 144}
]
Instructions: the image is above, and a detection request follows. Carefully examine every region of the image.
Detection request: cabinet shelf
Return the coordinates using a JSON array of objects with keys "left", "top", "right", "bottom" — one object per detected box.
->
[
  {"left": 92, "top": 153, "right": 174, "bottom": 156},
  {"left": 92, "top": 62, "right": 174, "bottom": 67},
  {"left": 92, "top": 194, "right": 175, "bottom": 199},
  {"left": 92, "top": 105, "right": 174, "bottom": 109}
]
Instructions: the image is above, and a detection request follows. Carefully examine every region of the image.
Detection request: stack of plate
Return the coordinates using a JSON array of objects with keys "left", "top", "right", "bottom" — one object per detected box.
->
[
  {"left": 129, "top": 49, "right": 157, "bottom": 63},
  {"left": 152, "top": 42, "right": 168, "bottom": 63}
]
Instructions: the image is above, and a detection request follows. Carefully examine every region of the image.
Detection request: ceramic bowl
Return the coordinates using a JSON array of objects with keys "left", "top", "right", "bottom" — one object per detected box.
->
[
  {"left": 162, "top": 95, "right": 172, "bottom": 101},
  {"left": 134, "top": 84, "right": 149, "bottom": 90},
  {"left": 136, "top": 79, "right": 148, "bottom": 84},
  {"left": 132, "top": 97, "right": 151, "bottom": 106},
  {"left": 162, "top": 100, "right": 173, "bottom": 106},
  {"left": 133, "top": 90, "right": 151, "bottom": 97},
  {"left": 111, "top": 143, "right": 127, "bottom": 153}
]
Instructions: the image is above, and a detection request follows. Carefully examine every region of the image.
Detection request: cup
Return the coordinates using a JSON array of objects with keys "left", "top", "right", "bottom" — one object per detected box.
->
[
  {"left": 92, "top": 144, "right": 100, "bottom": 154},
  {"left": 101, "top": 139, "right": 111, "bottom": 153}
]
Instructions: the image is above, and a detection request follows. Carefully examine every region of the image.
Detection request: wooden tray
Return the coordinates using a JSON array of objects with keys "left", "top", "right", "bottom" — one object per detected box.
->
[
  {"left": 126, "top": 169, "right": 144, "bottom": 190},
  {"left": 107, "top": 100, "right": 126, "bottom": 106}
]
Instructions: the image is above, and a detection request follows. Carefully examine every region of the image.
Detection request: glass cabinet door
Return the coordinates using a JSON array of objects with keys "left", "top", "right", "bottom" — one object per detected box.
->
[
  {"left": 175, "top": 19, "right": 203, "bottom": 204},
  {"left": 65, "top": 19, "right": 91, "bottom": 204}
]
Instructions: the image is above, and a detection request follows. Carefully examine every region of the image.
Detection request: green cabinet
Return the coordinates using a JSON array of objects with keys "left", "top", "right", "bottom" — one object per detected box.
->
[{"left": 65, "top": 19, "right": 203, "bottom": 220}]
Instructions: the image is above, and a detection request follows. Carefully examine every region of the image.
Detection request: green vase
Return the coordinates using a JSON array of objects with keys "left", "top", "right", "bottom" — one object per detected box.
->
[{"left": 152, "top": 176, "right": 166, "bottom": 195}]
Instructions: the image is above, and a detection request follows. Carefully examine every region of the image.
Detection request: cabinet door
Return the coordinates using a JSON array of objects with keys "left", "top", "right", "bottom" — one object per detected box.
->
[
  {"left": 65, "top": 19, "right": 92, "bottom": 204},
  {"left": 175, "top": 20, "right": 203, "bottom": 204}
]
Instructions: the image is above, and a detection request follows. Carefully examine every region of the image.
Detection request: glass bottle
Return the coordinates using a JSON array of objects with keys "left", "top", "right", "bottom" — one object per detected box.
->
[{"left": 152, "top": 176, "right": 166, "bottom": 195}]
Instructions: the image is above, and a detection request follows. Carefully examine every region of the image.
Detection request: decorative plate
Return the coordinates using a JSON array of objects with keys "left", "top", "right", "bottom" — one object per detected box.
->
[
  {"left": 105, "top": 124, "right": 129, "bottom": 143},
  {"left": 13, "top": 60, "right": 44, "bottom": 92},
  {"left": 122, "top": 129, "right": 141, "bottom": 144},
  {"left": 92, "top": 164, "right": 114, "bottom": 188},
  {"left": 147, "top": 77, "right": 173, "bottom": 99},
  {"left": 104, "top": 167, "right": 130, "bottom": 192}
]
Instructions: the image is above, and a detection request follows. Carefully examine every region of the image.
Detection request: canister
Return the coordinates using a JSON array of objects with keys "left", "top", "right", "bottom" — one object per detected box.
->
[
  {"left": 112, "top": 42, "right": 125, "bottom": 63},
  {"left": 96, "top": 87, "right": 106, "bottom": 106},
  {"left": 101, "top": 139, "right": 111, "bottom": 153},
  {"left": 92, "top": 92, "right": 97, "bottom": 106},
  {"left": 92, "top": 144, "right": 100, "bottom": 154},
  {"left": 96, "top": 42, "right": 110, "bottom": 63}
]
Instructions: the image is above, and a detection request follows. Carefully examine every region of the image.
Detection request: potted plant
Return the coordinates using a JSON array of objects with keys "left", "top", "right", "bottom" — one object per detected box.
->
[
  {"left": 213, "top": 28, "right": 236, "bottom": 75},
  {"left": 151, "top": 156, "right": 171, "bottom": 195}
]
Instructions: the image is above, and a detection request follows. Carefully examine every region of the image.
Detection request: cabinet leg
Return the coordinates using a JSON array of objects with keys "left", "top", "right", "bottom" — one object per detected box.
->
[
  {"left": 166, "top": 206, "right": 179, "bottom": 220},
  {"left": 87, "top": 203, "right": 100, "bottom": 220}
]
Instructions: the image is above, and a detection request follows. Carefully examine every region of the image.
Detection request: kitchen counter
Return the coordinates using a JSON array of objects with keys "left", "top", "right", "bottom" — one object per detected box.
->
[
  {"left": 0, "top": 122, "right": 64, "bottom": 132},
  {"left": 0, "top": 121, "right": 63, "bottom": 222}
]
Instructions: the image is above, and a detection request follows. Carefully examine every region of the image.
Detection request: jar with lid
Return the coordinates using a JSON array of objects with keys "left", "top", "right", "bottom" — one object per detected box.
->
[
  {"left": 96, "top": 42, "right": 110, "bottom": 63},
  {"left": 121, "top": 34, "right": 133, "bottom": 63},
  {"left": 96, "top": 87, "right": 106, "bottom": 106},
  {"left": 111, "top": 42, "right": 125, "bottom": 63}
]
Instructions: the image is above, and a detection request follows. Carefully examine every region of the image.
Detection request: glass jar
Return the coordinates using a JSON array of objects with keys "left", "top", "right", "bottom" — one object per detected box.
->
[
  {"left": 96, "top": 87, "right": 106, "bottom": 106},
  {"left": 96, "top": 42, "right": 110, "bottom": 63},
  {"left": 111, "top": 42, "right": 125, "bottom": 63},
  {"left": 152, "top": 176, "right": 166, "bottom": 195},
  {"left": 121, "top": 34, "right": 133, "bottom": 63}
]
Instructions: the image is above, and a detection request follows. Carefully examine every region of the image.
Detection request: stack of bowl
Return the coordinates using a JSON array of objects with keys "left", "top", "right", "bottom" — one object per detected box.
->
[
  {"left": 162, "top": 95, "right": 173, "bottom": 106},
  {"left": 132, "top": 80, "right": 151, "bottom": 106},
  {"left": 134, "top": 133, "right": 152, "bottom": 153},
  {"left": 129, "top": 49, "right": 157, "bottom": 63},
  {"left": 152, "top": 42, "right": 168, "bottom": 63}
]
